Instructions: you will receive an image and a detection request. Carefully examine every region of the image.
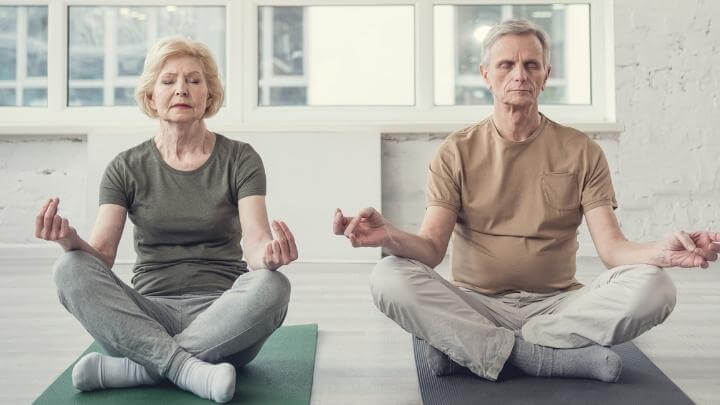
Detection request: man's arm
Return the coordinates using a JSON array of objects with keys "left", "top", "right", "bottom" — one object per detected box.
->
[
  {"left": 333, "top": 205, "right": 457, "bottom": 268},
  {"left": 585, "top": 205, "right": 719, "bottom": 269}
]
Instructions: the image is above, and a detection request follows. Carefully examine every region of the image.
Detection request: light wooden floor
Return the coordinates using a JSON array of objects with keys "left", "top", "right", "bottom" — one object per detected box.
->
[{"left": 1, "top": 257, "right": 718, "bottom": 404}]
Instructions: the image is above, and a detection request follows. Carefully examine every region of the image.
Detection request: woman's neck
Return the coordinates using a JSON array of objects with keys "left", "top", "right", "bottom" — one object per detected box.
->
[{"left": 155, "top": 120, "right": 210, "bottom": 159}]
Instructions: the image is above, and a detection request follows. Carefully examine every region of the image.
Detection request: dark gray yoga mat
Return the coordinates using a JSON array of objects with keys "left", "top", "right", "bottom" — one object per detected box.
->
[{"left": 413, "top": 337, "right": 694, "bottom": 405}]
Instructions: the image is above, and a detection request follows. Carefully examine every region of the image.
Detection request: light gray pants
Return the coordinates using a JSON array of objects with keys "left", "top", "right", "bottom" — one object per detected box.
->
[
  {"left": 52, "top": 250, "right": 291, "bottom": 381},
  {"left": 370, "top": 256, "right": 677, "bottom": 380}
]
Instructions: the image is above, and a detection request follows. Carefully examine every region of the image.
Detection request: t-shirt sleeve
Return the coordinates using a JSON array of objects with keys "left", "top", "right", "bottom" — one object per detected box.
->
[
  {"left": 425, "top": 139, "right": 461, "bottom": 213},
  {"left": 581, "top": 140, "right": 618, "bottom": 212},
  {"left": 235, "top": 144, "right": 267, "bottom": 201},
  {"left": 99, "top": 156, "right": 130, "bottom": 207}
]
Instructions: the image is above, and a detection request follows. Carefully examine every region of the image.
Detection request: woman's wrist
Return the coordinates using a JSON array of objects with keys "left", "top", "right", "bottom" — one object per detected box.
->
[{"left": 56, "top": 236, "right": 78, "bottom": 251}]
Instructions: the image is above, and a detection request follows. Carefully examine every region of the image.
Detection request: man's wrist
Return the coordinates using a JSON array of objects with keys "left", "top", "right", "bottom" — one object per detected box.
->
[
  {"left": 646, "top": 241, "right": 668, "bottom": 267},
  {"left": 382, "top": 223, "right": 400, "bottom": 253}
]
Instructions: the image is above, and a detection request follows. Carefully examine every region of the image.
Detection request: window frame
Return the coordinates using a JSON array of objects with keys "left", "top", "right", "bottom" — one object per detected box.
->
[{"left": 0, "top": 0, "right": 616, "bottom": 129}]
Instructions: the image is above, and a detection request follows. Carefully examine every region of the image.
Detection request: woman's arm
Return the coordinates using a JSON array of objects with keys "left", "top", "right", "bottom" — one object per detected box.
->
[
  {"left": 238, "top": 195, "right": 298, "bottom": 270},
  {"left": 36, "top": 198, "right": 127, "bottom": 268}
]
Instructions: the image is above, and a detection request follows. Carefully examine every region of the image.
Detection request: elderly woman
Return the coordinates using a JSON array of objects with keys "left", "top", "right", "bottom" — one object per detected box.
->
[{"left": 35, "top": 37, "right": 297, "bottom": 403}]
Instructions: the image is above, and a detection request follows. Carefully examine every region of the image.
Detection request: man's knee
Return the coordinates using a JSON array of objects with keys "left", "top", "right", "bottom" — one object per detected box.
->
[
  {"left": 624, "top": 265, "right": 677, "bottom": 323},
  {"left": 369, "top": 256, "right": 427, "bottom": 311}
]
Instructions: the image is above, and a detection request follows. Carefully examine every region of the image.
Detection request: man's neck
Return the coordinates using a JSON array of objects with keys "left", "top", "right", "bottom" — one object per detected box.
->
[{"left": 492, "top": 104, "right": 542, "bottom": 142}]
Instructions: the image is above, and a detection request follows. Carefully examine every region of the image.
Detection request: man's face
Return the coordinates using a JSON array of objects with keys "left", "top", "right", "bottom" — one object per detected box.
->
[{"left": 480, "top": 34, "right": 551, "bottom": 108}]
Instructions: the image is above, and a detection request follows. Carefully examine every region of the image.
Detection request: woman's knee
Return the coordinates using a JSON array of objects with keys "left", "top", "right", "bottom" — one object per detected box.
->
[
  {"left": 52, "top": 250, "right": 97, "bottom": 293},
  {"left": 244, "top": 269, "right": 291, "bottom": 308}
]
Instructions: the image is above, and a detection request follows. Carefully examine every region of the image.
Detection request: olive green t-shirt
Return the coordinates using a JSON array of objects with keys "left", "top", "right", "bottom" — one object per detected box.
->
[
  {"left": 426, "top": 114, "right": 617, "bottom": 294},
  {"left": 99, "top": 134, "right": 266, "bottom": 296}
]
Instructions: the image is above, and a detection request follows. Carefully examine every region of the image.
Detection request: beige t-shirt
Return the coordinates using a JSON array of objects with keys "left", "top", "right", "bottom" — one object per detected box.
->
[{"left": 426, "top": 114, "right": 617, "bottom": 294}]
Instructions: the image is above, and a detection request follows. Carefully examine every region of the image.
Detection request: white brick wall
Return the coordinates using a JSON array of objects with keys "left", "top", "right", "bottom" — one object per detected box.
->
[
  {"left": 0, "top": 136, "right": 87, "bottom": 255},
  {"left": 614, "top": 0, "right": 720, "bottom": 241}
]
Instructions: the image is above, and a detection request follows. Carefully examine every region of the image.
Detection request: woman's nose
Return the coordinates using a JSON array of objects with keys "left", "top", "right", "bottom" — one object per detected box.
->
[{"left": 175, "top": 83, "right": 188, "bottom": 96}]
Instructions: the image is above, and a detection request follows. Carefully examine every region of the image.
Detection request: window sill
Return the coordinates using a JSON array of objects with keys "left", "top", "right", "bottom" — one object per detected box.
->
[{"left": 0, "top": 121, "right": 624, "bottom": 137}]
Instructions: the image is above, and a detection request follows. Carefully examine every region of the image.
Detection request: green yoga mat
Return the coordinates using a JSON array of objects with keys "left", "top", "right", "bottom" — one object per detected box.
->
[{"left": 34, "top": 324, "right": 318, "bottom": 405}]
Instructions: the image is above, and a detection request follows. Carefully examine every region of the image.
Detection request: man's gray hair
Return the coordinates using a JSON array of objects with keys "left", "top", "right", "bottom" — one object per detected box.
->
[{"left": 481, "top": 18, "right": 551, "bottom": 66}]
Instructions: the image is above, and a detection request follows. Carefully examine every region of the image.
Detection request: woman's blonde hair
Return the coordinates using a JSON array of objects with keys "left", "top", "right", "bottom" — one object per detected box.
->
[{"left": 135, "top": 36, "right": 224, "bottom": 119}]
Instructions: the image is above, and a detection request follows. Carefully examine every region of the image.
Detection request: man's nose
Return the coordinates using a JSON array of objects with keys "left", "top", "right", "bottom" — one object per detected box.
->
[{"left": 511, "top": 65, "right": 528, "bottom": 82}]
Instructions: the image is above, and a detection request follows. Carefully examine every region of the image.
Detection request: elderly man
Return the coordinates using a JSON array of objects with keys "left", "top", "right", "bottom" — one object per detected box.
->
[{"left": 333, "top": 18, "right": 719, "bottom": 382}]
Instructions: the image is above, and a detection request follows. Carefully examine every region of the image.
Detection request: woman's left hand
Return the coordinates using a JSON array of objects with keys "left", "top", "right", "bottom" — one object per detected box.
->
[{"left": 262, "top": 220, "right": 299, "bottom": 270}]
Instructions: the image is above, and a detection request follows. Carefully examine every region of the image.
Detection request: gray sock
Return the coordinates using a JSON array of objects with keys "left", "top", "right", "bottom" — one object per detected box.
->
[
  {"left": 171, "top": 357, "right": 236, "bottom": 404},
  {"left": 72, "top": 352, "right": 160, "bottom": 391},
  {"left": 508, "top": 337, "right": 622, "bottom": 382},
  {"left": 426, "top": 343, "right": 466, "bottom": 376}
]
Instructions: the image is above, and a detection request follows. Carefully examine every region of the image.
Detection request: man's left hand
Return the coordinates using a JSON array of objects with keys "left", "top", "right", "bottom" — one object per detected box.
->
[{"left": 659, "top": 231, "right": 720, "bottom": 268}]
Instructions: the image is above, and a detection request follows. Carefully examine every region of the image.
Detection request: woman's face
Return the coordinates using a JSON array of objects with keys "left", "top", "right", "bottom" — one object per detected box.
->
[{"left": 150, "top": 55, "right": 210, "bottom": 123}]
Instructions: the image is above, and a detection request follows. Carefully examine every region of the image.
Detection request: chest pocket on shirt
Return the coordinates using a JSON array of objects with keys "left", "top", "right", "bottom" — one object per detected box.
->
[{"left": 541, "top": 172, "right": 579, "bottom": 210}]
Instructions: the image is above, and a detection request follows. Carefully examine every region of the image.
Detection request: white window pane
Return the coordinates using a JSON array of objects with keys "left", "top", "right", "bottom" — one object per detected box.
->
[
  {"left": 68, "top": 88, "right": 103, "bottom": 106},
  {"left": 258, "top": 6, "right": 414, "bottom": 106},
  {"left": 68, "top": 6, "right": 226, "bottom": 107},
  {"left": 434, "top": 4, "right": 590, "bottom": 106},
  {"left": 114, "top": 87, "right": 135, "bottom": 105},
  {"left": 0, "top": 6, "right": 48, "bottom": 107},
  {"left": 0, "top": 88, "right": 15, "bottom": 106},
  {"left": 0, "top": 7, "right": 18, "bottom": 81},
  {"left": 27, "top": 6, "right": 47, "bottom": 77},
  {"left": 23, "top": 87, "right": 46, "bottom": 106}
]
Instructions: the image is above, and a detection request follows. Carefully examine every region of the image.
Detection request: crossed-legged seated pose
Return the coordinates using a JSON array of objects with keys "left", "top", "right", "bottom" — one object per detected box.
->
[
  {"left": 334, "top": 18, "right": 719, "bottom": 383},
  {"left": 36, "top": 37, "right": 298, "bottom": 403}
]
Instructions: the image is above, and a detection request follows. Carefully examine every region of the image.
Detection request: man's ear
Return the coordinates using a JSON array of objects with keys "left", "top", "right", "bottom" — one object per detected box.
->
[
  {"left": 541, "top": 64, "right": 552, "bottom": 91},
  {"left": 480, "top": 64, "right": 491, "bottom": 89}
]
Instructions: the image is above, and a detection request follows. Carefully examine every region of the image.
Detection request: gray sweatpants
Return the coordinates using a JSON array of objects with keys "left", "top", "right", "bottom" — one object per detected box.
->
[
  {"left": 370, "top": 256, "right": 677, "bottom": 381},
  {"left": 52, "top": 250, "right": 291, "bottom": 382}
]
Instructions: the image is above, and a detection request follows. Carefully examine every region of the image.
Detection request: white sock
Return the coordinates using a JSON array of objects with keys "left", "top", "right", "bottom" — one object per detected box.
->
[
  {"left": 172, "top": 357, "right": 236, "bottom": 403},
  {"left": 72, "top": 352, "right": 159, "bottom": 391}
]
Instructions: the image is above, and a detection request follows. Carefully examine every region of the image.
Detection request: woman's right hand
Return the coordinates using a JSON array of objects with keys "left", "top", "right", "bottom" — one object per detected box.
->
[{"left": 35, "top": 197, "right": 78, "bottom": 251}]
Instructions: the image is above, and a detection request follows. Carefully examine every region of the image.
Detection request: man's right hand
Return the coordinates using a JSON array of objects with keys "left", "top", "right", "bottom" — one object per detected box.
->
[
  {"left": 35, "top": 197, "right": 79, "bottom": 251},
  {"left": 333, "top": 207, "right": 389, "bottom": 248}
]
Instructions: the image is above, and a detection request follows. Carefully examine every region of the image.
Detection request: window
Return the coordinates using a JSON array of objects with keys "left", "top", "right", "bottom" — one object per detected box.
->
[
  {"left": 68, "top": 6, "right": 226, "bottom": 106},
  {"left": 258, "top": 5, "right": 415, "bottom": 106},
  {"left": 434, "top": 4, "right": 590, "bottom": 106},
  {"left": 0, "top": 1, "right": 614, "bottom": 125},
  {"left": 0, "top": 6, "right": 48, "bottom": 107}
]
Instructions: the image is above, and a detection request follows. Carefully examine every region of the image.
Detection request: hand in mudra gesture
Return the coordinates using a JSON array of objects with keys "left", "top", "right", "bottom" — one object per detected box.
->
[
  {"left": 333, "top": 207, "right": 389, "bottom": 247},
  {"left": 660, "top": 231, "right": 720, "bottom": 268},
  {"left": 262, "top": 220, "right": 298, "bottom": 270},
  {"left": 35, "top": 198, "right": 78, "bottom": 251}
]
